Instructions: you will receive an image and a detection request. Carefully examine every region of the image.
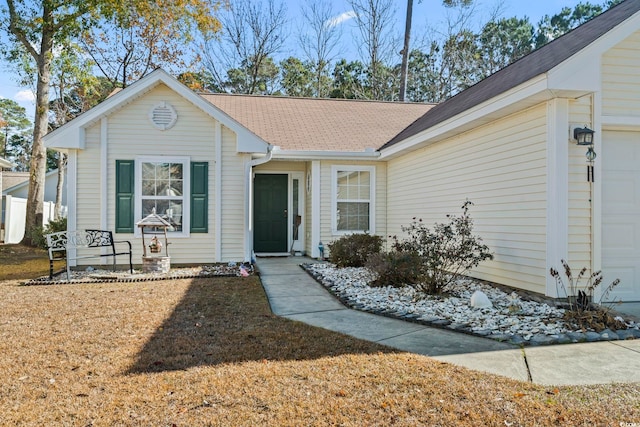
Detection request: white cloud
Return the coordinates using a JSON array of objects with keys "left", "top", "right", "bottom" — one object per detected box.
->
[
  {"left": 14, "top": 90, "right": 35, "bottom": 103},
  {"left": 327, "top": 10, "right": 356, "bottom": 28}
]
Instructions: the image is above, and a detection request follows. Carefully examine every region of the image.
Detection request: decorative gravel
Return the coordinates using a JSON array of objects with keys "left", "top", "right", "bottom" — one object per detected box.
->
[
  {"left": 24, "top": 262, "right": 254, "bottom": 285},
  {"left": 304, "top": 263, "right": 640, "bottom": 346}
]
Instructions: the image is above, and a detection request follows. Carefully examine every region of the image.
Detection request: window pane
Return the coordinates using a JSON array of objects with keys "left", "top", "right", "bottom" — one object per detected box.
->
[
  {"left": 292, "top": 179, "right": 300, "bottom": 240},
  {"left": 156, "top": 179, "right": 169, "bottom": 196},
  {"left": 142, "top": 199, "right": 157, "bottom": 216},
  {"left": 337, "top": 201, "right": 369, "bottom": 231},
  {"left": 166, "top": 201, "right": 183, "bottom": 231},
  {"left": 156, "top": 163, "right": 170, "bottom": 180},
  {"left": 358, "top": 171, "right": 370, "bottom": 187},
  {"left": 142, "top": 199, "right": 182, "bottom": 232},
  {"left": 167, "top": 201, "right": 183, "bottom": 227},
  {"left": 336, "top": 171, "right": 348, "bottom": 199},
  {"left": 337, "top": 170, "right": 370, "bottom": 201},
  {"left": 359, "top": 184, "right": 370, "bottom": 199},
  {"left": 170, "top": 163, "right": 183, "bottom": 180},
  {"left": 142, "top": 163, "right": 156, "bottom": 180},
  {"left": 169, "top": 180, "right": 182, "bottom": 196},
  {"left": 142, "top": 179, "right": 155, "bottom": 196}
]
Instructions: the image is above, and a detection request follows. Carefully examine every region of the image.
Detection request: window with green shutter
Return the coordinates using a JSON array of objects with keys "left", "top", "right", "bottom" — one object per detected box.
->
[{"left": 116, "top": 157, "right": 208, "bottom": 236}]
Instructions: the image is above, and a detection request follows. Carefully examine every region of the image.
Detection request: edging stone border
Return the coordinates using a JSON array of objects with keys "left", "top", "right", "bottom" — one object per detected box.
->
[{"left": 300, "top": 263, "right": 640, "bottom": 347}]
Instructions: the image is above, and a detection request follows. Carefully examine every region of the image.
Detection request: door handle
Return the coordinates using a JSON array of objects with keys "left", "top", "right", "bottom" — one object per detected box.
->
[{"left": 284, "top": 209, "right": 288, "bottom": 217}]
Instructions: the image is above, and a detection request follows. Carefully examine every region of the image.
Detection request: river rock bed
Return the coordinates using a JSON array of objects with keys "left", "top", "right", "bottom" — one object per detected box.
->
[{"left": 303, "top": 263, "right": 640, "bottom": 346}]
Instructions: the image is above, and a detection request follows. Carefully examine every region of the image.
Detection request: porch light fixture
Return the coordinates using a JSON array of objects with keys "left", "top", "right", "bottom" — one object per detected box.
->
[
  {"left": 572, "top": 126, "right": 597, "bottom": 183},
  {"left": 573, "top": 126, "right": 595, "bottom": 146}
]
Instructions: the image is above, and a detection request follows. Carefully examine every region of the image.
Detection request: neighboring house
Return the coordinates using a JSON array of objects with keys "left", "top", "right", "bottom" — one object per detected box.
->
[
  {"left": 2, "top": 169, "right": 67, "bottom": 205},
  {"left": 45, "top": 1, "right": 640, "bottom": 302},
  {"left": 1, "top": 171, "right": 28, "bottom": 194},
  {"left": 1, "top": 169, "right": 67, "bottom": 243},
  {"left": 0, "top": 157, "right": 15, "bottom": 197},
  {"left": 0, "top": 158, "right": 16, "bottom": 242}
]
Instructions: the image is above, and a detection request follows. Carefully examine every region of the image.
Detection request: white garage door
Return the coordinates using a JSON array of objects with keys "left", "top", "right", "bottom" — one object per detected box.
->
[{"left": 602, "top": 130, "right": 640, "bottom": 302}]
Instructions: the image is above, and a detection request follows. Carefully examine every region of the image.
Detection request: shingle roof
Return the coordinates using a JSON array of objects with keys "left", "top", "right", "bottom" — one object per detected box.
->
[
  {"left": 1, "top": 171, "right": 28, "bottom": 192},
  {"left": 381, "top": 0, "right": 640, "bottom": 150},
  {"left": 201, "top": 94, "right": 434, "bottom": 152}
]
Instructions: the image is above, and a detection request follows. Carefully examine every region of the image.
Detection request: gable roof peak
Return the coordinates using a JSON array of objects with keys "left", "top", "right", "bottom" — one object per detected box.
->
[{"left": 382, "top": 0, "right": 640, "bottom": 151}]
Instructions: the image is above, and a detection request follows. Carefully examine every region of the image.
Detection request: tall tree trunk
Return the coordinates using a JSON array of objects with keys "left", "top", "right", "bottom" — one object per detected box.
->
[
  {"left": 399, "top": 0, "right": 413, "bottom": 102},
  {"left": 20, "top": 5, "right": 54, "bottom": 245}
]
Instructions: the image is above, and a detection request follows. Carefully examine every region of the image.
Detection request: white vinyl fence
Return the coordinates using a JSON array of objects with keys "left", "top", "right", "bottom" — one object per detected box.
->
[{"left": 1, "top": 195, "right": 65, "bottom": 244}]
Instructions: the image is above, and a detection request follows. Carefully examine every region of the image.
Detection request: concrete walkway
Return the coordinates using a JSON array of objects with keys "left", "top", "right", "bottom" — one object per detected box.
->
[{"left": 256, "top": 256, "right": 640, "bottom": 386}]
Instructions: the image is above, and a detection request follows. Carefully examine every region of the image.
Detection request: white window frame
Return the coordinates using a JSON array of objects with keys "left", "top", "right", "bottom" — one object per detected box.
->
[
  {"left": 331, "top": 165, "right": 375, "bottom": 235},
  {"left": 134, "top": 155, "right": 191, "bottom": 238}
]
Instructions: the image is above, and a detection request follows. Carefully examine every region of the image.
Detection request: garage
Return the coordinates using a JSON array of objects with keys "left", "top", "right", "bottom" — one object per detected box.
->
[{"left": 602, "top": 130, "right": 640, "bottom": 301}]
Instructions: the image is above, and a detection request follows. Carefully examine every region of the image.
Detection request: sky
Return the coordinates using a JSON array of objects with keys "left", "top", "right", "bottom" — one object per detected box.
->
[{"left": 0, "top": 0, "right": 587, "bottom": 122}]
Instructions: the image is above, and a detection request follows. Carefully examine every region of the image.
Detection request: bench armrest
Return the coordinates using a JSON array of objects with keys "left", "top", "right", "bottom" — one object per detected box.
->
[{"left": 113, "top": 239, "right": 132, "bottom": 253}]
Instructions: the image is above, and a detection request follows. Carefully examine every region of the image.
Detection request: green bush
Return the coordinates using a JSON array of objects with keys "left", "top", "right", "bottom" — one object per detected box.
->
[
  {"left": 327, "top": 233, "right": 383, "bottom": 268},
  {"left": 366, "top": 251, "right": 422, "bottom": 288},
  {"left": 391, "top": 201, "right": 493, "bottom": 295},
  {"left": 25, "top": 225, "right": 47, "bottom": 249},
  {"left": 30, "top": 217, "right": 68, "bottom": 249}
]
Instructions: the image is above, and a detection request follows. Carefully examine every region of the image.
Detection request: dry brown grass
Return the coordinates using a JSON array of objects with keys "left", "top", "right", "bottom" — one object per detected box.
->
[
  {"left": 0, "top": 275, "right": 638, "bottom": 426},
  {"left": 0, "top": 243, "right": 63, "bottom": 280}
]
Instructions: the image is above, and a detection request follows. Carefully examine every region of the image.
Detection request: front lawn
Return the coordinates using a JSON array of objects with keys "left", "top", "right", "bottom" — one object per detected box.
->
[
  {"left": 0, "top": 275, "right": 638, "bottom": 425},
  {"left": 0, "top": 243, "right": 61, "bottom": 280}
]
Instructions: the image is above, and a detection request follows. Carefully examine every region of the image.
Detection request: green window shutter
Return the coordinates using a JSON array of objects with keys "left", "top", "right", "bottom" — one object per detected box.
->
[
  {"left": 190, "top": 162, "right": 208, "bottom": 233},
  {"left": 115, "top": 160, "right": 135, "bottom": 233}
]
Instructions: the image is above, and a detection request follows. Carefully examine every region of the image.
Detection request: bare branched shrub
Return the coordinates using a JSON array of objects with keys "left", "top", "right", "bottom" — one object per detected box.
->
[{"left": 390, "top": 201, "right": 493, "bottom": 295}]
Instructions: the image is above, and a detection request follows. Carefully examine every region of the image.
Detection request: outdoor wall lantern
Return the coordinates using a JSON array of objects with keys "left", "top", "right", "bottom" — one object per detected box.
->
[
  {"left": 572, "top": 126, "right": 596, "bottom": 182},
  {"left": 573, "top": 126, "right": 595, "bottom": 146}
]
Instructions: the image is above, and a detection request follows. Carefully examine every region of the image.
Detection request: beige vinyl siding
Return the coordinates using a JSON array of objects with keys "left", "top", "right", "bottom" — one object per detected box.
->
[
  {"left": 387, "top": 104, "right": 548, "bottom": 293},
  {"left": 602, "top": 30, "right": 640, "bottom": 117},
  {"left": 319, "top": 160, "right": 387, "bottom": 252},
  {"left": 74, "top": 124, "right": 102, "bottom": 261},
  {"left": 75, "top": 84, "right": 223, "bottom": 265},
  {"left": 568, "top": 96, "right": 593, "bottom": 270},
  {"left": 220, "top": 125, "right": 248, "bottom": 261}
]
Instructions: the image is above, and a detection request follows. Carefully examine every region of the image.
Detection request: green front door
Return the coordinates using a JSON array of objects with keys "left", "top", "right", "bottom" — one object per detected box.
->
[{"left": 254, "top": 174, "right": 288, "bottom": 253}]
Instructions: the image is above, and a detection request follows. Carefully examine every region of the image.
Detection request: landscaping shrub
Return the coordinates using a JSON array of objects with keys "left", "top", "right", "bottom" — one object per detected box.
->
[
  {"left": 391, "top": 201, "right": 493, "bottom": 295},
  {"left": 29, "top": 216, "right": 68, "bottom": 249},
  {"left": 366, "top": 251, "right": 422, "bottom": 288},
  {"left": 327, "top": 233, "right": 383, "bottom": 268},
  {"left": 25, "top": 225, "right": 47, "bottom": 249}
]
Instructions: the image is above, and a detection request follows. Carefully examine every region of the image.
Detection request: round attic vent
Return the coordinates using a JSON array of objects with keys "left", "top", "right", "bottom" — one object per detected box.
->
[{"left": 149, "top": 101, "right": 178, "bottom": 130}]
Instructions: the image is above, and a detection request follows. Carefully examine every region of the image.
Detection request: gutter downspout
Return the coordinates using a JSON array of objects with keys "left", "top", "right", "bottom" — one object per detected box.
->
[{"left": 244, "top": 146, "right": 273, "bottom": 262}]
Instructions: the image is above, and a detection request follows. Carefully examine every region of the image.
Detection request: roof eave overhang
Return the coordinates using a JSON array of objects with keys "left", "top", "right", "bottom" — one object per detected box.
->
[
  {"left": 0, "top": 158, "right": 14, "bottom": 168},
  {"left": 379, "top": 75, "right": 552, "bottom": 160},
  {"left": 271, "top": 149, "right": 381, "bottom": 161}
]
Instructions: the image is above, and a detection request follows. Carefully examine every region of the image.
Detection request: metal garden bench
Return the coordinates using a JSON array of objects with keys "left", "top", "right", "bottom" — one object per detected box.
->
[{"left": 45, "top": 229, "right": 133, "bottom": 279}]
